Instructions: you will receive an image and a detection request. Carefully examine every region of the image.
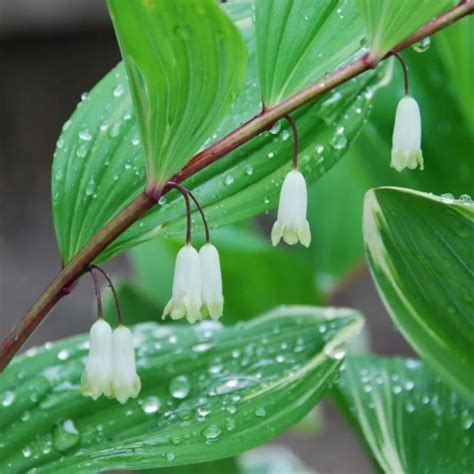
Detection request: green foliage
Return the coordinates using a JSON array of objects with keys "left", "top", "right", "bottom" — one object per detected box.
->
[
  {"left": 436, "top": 16, "right": 474, "bottom": 134},
  {"left": 254, "top": 0, "right": 366, "bottom": 106},
  {"left": 363, "top": 187, "right": 474, "bottom": 404},
  {"left": 357, "top": 0, "right": 456, "bottom": 60},
  {"left": 334, "top": 356, "right": 474, "bottom": 473},
  {"left": 128, "top": 226, "right": 319, "bottom": 323},
  {"left": 107, "top": 0, "right": 246, "bottom": 186},
  {"left": 0, "top": 307, "right": 363, "bottom": 472},
  {"left": 302, "top": 39, "right": 474, "bottom": 289},
  {"left": 52, "top": 1, "right": 383, "bottom": 264}
]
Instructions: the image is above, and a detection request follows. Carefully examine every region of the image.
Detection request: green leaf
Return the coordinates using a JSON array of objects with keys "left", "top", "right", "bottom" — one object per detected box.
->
[
  {"left": 0, "top": 306, "right": 363, "bottom": 473},
  {"left": 363, "top": 187, "right": 474, "bottom": 403},
  {"left": 334, "top": 355, "right": 474, "bottom": 473},
  {"left": 52, "top": 2, "right": 384, "bottom": 264},
  {"left": 356, "top": 0, "right": 456, "bottom": 61},
  {"left": 436, "top": 16, "right": 474, "bottom": 134},
  {"left": 107, "top": 0, "right": 246, "bottom": 185},
  {"left": 102, "top": 280, "right": 162, "bottom": 326},
  {"left": 129, "top": 227, "right": 320, "bottom": 323},
  {"left": 254, "top": 0, "right": 367, "bottom": 106},
  {"left": 145, "top": 456, "right": 240, "bottom": 474}
]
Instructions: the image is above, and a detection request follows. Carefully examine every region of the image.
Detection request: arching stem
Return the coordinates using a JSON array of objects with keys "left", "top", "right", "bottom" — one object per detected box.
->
[
  {"left": 392, "top": 52, "right": 410, "bottom": 95},
  {"left": 284, "top": 114, "right": 299, "bottom": 169},
  {"left": 88, "top": 268, "right": 103, "bottom": 319}
]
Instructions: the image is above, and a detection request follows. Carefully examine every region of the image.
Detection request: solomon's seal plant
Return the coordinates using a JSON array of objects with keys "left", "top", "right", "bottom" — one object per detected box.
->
[{"left": 1, "top": 0, "right": 473, "bottom": 472}]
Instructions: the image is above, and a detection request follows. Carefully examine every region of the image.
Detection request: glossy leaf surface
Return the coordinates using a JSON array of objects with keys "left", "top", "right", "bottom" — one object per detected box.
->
[
  {"left": 52, "top": 0, "right": 384, "bottom": 264},
  {"left": 363, "top": 187, "right": 474, "bottom": 403},
  {"left": 357, "top": 0, "right": 456, "bottom": 60},
  {"left": 334, "top": 356, "right": 474, "bottom": 473},
  {"left": 254, "top": 0, "right": 366, "bottom": 106},
  {"left": 0, "top": 306, "right": 363, "bottom": 472},
  {"left": 107, "top": 0, "right": 246, "bottom": 185}
]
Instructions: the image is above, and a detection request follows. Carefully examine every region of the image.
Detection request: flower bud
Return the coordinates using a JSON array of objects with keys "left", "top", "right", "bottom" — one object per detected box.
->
[
  {"left": 80, "top": 319, "right": 113, "bottom": 400},
  {"left": 111, "top": 325, "right": 141, "bottom": 404},
  {"left": 199, "top": 243, "right": 224, "bottom": 320},
  {"left": 163, "top": 244, "right": 202, "bottom": 323},
  {"left": 271, "top": 169, "right": 311, "bottom": 247},
  {"left": 391, "top": 95, "right": 423, "bottom": 172}
]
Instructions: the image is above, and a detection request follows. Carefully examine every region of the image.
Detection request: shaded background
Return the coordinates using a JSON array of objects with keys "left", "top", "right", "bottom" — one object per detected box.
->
[{"left": 0, "top": 2, "right": 416, "bottom": 473}]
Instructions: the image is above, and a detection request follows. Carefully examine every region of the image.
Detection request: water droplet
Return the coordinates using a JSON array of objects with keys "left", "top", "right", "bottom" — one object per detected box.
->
[
  {"left": 412, "top": 36, "right": 431, "bottom": 53},
  {"left": 1, "top": 391, "right": 15, "bottom": 407},
  {"left": 269, "top": 121, "right": 282, "bottom": 135},
  {"left": 166, "top": 452, "right": 176, "bottom": 462},
  {"left": 330, "top": 126, "right": 347, "bottom": 150},
  {"left": 267, "top": 151, "right": 275, "bottom": 159},
  {"left": 255, "top": 407, "right": 266, "bottom": 417},
  {"left": 54, "top": 170, "right": 64, "bottom": 181},
  {"left": 131, "top": 137, "right": 141, "bottom": 146},
  {"left": 57, "top": 349, "right": 69, "bottom": 361},
  {"left": 85, "top": 179, "right": 96, "bottom": 197},
  {"left": 22, "top": 447, "right": 32, "bottom": 458},
  {"left": 315, "top": 144, "right": 324, "bottom": 155},
  {"left": 201, "top": 424, "right": 221, "bottom": 440},
  {"left": 79, "top": 130, "right": 92, "bottom": 141},
  {"left": 441, "top": 193, "right": 455, "bottom": 203},
  {"left": 169, "top": 375, "right": 191, "bottom": 399},
  {"left": 76, "top": 145, "right": 88, "bottom": 158},
  {"left": 281, "top": 129, "right": 290, "bottom": 141},
  {"left": 244, "top": 164, "right": 254, "bottom": 176},
  {"left": 224, "top": 175, "right": 235, "bottom": 186},
  {"left": 392, "top": 385, "right": 402, "bottom": 394},
  {"left": 359, "top": 36, "right": 369, "bottom": 48},
  {"left": 192, "top": 342, "right": 212, "bottom": 353},
  {"left": 113, "top": 84, "right": 125, "bottom": 98},
  {"left": 225, "top": 418, "right": 236, "bottom": 431},
  {"left": 108, "top": 123, "right": 121, "bottom": 138},
  {"left": 52, "top": 419, "right": 80, "bottom": 452},
  {"left": 459, "top": 194, "right": 472, "bottom": 204},
  {"left": 141, "top": 396, "right": 161, "bottom": 414}
]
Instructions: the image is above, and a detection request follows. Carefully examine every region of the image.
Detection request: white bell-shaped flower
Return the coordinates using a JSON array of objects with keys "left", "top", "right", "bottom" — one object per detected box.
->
[
  {"left": 391, "top": 95, "right": 423, "bottom": 172},
  {"left": 111, "top": 325, "right": 141, "bottom": 404},
  {"left": 163, "top": 244, "right": 202, "bottom": 323},
  {"left": 80, "top": 319, "right": 113, "bottom": 400},
  {"left": 199, "top": 243, "right": 224, "bottom": 320},
  {"left": 271, "top": 169, "right": 311, "bottom": 247}
]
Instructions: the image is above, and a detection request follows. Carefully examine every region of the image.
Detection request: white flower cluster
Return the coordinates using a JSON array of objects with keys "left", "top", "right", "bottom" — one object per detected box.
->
[
  {"left": 164, "top": 242, "right": 224, "bottom": 323},
  {"left": 81, "top": 319, "right": 141, "bottom": 404}
]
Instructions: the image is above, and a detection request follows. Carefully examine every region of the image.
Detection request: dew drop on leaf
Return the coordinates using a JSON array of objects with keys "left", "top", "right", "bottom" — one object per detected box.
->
[
  {"left": 78, "top": 130, "right": 92, "bottom": 141},
  {"left": 255, "top": 407, "right": 266, "bottom": 417},
  {"left": 412, "top": 36, "right": 431, "bottom": 53},
  {"left": 330, "top": 126, "right": 347, "bottom": 150},
  {"left": 169, "top": 375, "right": 191, "bottom": 399},
  {"left": 113, "top": 83, "right": 125, "bottom": 98},
  {"left": 1, "top": 391, "right": 15, "bottom": 407},
  {"left": 201, "top": 424, "right": 222, "bottom": 440},
  {"left": 52, "top": 419, "right": 80, "bottom": 453},
  {"left": 140, "top": 396, "right": 161, "bottom": 414}
]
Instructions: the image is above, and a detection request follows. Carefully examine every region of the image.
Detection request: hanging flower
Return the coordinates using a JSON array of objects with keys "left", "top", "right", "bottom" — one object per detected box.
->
[
  {"left": 111, "top": 325, "right": 141, "bottom": 404},
  {"left": 163, "top": 244, "right": 202, "bottom": 323},
  {"left": 199, "top": 243, "right": 224, "bottom": 320},
  {"left": 271, "top": 169, "right": 311, "bottom": 247},
  {"left": 80, "top": 319, "right": 113, "bottom": 400},
  {"left": 391, "top": 95, "right": 423, "bottom": 172}
]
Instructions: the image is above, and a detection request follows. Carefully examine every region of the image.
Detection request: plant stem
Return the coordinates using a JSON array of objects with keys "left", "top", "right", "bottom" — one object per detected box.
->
[
  {"left": 1, "top": 0, "right": 472, "bottom": 371},
  {"left": 392, "top": 52, "right": 410, "bottom": 96}
]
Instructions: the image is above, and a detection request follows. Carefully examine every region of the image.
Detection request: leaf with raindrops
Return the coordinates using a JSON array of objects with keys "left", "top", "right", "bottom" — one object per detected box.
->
[
  {"left": 253, "top": 0, "right": 369, "bottom": 106},
  {"left": 364, "top": 187, "right": 474, "bottom": 404},
  {"left": 334, "top": 355, "right": 474, "bottom": 473},
  {"left": 52, "top": 0, "right": 386, "bottom": 263},
  {"left": 356, "top": 0, "right": 456, "bottom": 61},
  {"left": 107, "top": 0, "right": 247, "bottom": 186},
  {"left": 0, "top": 306, "right": 363, "bottom": 472}
]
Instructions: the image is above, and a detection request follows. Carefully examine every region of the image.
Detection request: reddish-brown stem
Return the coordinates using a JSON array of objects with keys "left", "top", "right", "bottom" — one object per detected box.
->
[
  {"left": 185, "top": 190, "right": 211, "bottom": 243},
  {"left": 0, "top": 0, "right": 472, "bottom": 371},
  {"left": 168, "top": 182, "right": 193, "bottom": 244},
  {"left": 89, "top": 265, "right": 124, "bottom": 326},
  {"left": 284, "top": 114, "right": 299, "bottom": 168},
  {"left": 88, "top": 268, "right": 103, "bottom": 319},
  {"left": 392, "top": 52, "right": 410, "bottom": 95}
]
